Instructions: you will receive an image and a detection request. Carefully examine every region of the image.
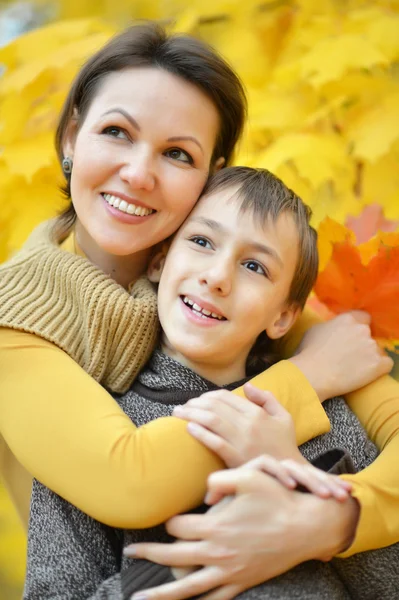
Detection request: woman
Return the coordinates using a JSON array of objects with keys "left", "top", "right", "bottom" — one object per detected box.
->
[{"left": 0, "top": 22, "right": 397, "bottom": 577}]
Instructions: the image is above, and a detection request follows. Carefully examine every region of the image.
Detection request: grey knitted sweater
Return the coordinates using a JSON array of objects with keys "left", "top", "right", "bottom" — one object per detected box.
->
[{"left": 24, "top": 351, "right": 399, "bottom": 600}]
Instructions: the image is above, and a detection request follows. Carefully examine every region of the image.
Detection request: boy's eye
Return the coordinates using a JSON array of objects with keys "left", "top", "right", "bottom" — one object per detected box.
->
[
  {"left": 189, "top": 236, "right": 212, "bottom": 249},
  {"left": 102, "top": 126, "right": 128, "bottom": 139},
  {"left": 165, "top": 148, "right": 193, "bottom": 164},
  {"left": 244, "top": 260, "right": 268, "bottom": 276}
]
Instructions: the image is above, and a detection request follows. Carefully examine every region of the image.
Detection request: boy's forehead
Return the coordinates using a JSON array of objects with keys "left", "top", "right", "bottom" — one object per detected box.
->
[{"left": 192, "top": 184, "right": 242, "bottom": 215}]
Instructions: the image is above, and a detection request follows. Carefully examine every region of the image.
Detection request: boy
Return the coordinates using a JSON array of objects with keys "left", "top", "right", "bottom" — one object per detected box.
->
[{"left": 24, "top": 168, "right": 395, "bottom": 599}]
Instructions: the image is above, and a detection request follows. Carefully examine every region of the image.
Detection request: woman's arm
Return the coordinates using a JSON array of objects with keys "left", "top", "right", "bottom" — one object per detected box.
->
[
  {"left": 0, "top": 328, "right": 223, "bottom": 529},
  {"left": 0, "top": 324, "right": 331, "bottom": 529},
  {"left": 125, "top": 466, "right": 360, "bottom": 600}
]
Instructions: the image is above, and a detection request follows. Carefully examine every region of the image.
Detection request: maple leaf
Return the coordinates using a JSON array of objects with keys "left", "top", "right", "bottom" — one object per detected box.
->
[
  {"left": 346, "top": 204, "right": 399, "bottom": 244},
  {"left": 314, "top": 239, "right": 399, "bottom": 339}
]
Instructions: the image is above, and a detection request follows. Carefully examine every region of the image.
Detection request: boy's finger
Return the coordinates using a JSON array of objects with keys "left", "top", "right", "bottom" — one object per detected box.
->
[{"left": 243, "top": 384, "right": 288, "bottom": 417}]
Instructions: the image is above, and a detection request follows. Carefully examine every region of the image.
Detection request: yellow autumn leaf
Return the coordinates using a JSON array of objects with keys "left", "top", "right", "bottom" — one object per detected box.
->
[
  {"left": 309, "top": 183, "right": 362, "bottom": 229},
  {"left": 0, "top": 17, "right": 112, "bottom": 66},
  {"left": 1, "top": 31, "right": 113, "bottom": 95},
  {"left": 317, "top": 217, "right": 356, "bottom": 271},
  {"left": 299, "top": 34, "right": 388, "bottom": 87},
  {"left": 346, "top": 92, "right": 399, "bottom": 163},
  {"left": 1, "top": 132, "right": 57, "bottom": 181},
  {"left": 253, "top": 132, "right": 352, "bottom": 189},
  {"left": 345, "top": 7, "right": 399, "bottom": 61},
  {"left": 247, "top": 86, "right": 317, "bottom": 130}
]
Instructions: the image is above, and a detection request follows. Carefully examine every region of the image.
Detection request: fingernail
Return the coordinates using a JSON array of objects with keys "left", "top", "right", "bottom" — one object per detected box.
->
[
  {"left": 131, "top": 595, "right": 148, "bottom": 600},
  {"left": 204, "top": 491, "right": 211, "bottom": 504},
  {"left": 123, "top": 546, "right": 136, "bottom": 557}
]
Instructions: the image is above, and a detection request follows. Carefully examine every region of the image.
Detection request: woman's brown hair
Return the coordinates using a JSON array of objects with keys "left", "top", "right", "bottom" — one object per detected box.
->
[{"left": 55, "top": 22, "right": 247, "bottom": 237}]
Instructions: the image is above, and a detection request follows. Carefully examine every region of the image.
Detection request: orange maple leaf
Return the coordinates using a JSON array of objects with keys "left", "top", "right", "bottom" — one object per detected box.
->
[{"left": 314, "top": 241, "right": 399, "bottom": 339}]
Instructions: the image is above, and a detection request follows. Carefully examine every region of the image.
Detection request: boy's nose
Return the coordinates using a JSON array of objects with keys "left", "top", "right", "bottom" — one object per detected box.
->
[
  {"left": 200, "top": 263, "right": 233, "bottom": 296},
  {"left": 119, "top": 147, "right": 156, "bottom": 192}
]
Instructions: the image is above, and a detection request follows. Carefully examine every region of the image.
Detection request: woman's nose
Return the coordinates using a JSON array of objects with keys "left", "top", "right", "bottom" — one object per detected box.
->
[{"left": 119, "top": 147, "right": 156, "bottom": 192}]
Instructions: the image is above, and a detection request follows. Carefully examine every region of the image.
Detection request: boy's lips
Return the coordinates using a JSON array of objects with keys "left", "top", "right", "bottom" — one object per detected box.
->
[{"left": 180, "top": 295, "right": 227, "bottom": 321}]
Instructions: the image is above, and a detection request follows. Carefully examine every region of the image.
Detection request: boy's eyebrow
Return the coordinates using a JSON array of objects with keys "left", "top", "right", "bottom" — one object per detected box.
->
[{"left": 190, "top": 216, "right": 284, "bottom": 267}]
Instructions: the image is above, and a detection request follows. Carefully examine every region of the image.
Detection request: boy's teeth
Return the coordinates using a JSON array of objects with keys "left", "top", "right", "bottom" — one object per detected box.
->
[
  {"left": 182, "top": 296, "right": 224, "bottom": 320},
  {"left": 103, "top": 193, "right": 153, "bottom": 216}
]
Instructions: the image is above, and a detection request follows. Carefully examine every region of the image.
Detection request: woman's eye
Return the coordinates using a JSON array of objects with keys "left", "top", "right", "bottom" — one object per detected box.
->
[
  {"left": 165, "top": 148, "right": 193, "bottom": 164},
  {"left": 190, "top": 236, "right": 212, "bottom": 249},
  {"left": 102, "top": 126, "right": 128, "bottom": 139},
  {"left": 244, "top": 261, "right": 267, "bottom": 276}
]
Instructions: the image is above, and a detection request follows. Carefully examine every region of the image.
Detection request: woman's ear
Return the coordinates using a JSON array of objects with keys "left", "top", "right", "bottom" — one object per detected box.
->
[
  {"left": 147, "top": 251, "right": 167, "bottom": 283},
  {"left": 62, "top": 110, "right": 79, "bottom": 159},
  {"left": 213, "top": 157, "right": 225, "bottom": 172},
  {"left": 266, "top": 305, "right": 302, "bottom": 340}
]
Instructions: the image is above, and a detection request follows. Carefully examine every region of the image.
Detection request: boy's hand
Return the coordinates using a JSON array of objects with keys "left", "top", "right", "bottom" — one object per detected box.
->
[{"left": 172, "top": 384, "right": 301, "bottom": 467}]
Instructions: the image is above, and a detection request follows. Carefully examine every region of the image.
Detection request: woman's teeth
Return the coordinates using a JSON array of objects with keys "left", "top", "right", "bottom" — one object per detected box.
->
[
  {"left": 183, "top": 296, "right": 225, "bottom": 320},
  {"left": 103, "top": 193, "right": 154, "bottom": 216}
]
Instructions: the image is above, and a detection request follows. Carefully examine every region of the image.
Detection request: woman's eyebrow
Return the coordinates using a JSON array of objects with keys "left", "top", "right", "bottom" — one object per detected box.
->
[
  {"left": 101, "top": 108, "right": 140, "bottom": 130},
  {"left": 167, "top": 136, "right": 203, "bottom": 153}
]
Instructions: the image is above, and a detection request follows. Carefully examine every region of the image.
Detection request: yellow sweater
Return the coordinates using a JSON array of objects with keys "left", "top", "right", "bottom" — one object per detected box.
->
[{"left": 0, "top": 224, "right": 398, "bottom": 558}]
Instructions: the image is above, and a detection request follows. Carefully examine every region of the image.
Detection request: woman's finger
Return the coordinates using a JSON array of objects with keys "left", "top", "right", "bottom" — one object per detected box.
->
[{"left": 281, "top": 460, "right": 350, "bottom": 501}]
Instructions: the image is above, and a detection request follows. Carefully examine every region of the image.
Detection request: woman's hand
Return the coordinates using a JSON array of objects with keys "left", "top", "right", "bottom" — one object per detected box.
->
[
  {"left": 290, "top": 311, "right": 393, "bottom": 402},
  {"left": 125, "top": 463, "right": 359, "bottom": 600},
  {"left": 172, "top": 383, "right": 300, "bottom": 467},
  {"left": 204, "top": 454, "right": 352, "bottom": 505}
]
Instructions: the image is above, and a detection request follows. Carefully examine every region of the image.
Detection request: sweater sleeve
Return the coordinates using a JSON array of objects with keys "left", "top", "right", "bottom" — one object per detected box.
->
[
  {"left": 283, "top": 307, "right": 399, "bottom": 556},
  {"left": 0, "top": 328, "right": 223, "bottom": 529},
  {"left": 338, "top": 375, "right": 399, "bottom": 556}
]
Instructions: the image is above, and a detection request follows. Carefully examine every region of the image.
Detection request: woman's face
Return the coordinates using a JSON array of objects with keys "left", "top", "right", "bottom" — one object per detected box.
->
[{"left": 64, "top": 67, "right": 221, "bottom": 257}]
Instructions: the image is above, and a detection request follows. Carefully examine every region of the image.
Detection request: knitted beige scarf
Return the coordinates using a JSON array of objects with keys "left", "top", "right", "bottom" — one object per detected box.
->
[{"left": 0, "top": 221, "right": 159, "bottom": 393}]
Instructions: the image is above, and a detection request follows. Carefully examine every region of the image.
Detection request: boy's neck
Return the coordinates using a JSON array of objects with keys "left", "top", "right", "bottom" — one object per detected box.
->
[{"left": 161, "top": 336, "right": 247, "bottom": 387}]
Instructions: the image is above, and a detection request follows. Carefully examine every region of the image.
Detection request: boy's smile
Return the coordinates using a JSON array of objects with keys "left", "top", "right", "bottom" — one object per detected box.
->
[{"left": 155, "top": 185, "right": 301, "bottom": 386}]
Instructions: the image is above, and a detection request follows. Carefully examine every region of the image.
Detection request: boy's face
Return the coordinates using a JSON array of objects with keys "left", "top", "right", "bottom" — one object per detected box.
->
[{"left": 155, "top": 185, "right": 300, "bottom": 382}]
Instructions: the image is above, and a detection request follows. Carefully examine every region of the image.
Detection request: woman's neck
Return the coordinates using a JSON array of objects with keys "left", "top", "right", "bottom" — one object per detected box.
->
[{"left": 74, "top": 222, "right": 152, "bottom": 289}]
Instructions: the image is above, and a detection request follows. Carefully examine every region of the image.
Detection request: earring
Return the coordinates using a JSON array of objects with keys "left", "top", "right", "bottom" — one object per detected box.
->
[{"left": 62, "top": 157, "right": 73, "bottom": 175}]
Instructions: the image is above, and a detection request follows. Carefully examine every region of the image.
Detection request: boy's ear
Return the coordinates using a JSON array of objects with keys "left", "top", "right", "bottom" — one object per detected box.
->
[
  {"left": 266, "top": 305, "right": 301, "bottom": 340},
  {"left": 147, "top": 250, "right": 167, "bottom": 283}
]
